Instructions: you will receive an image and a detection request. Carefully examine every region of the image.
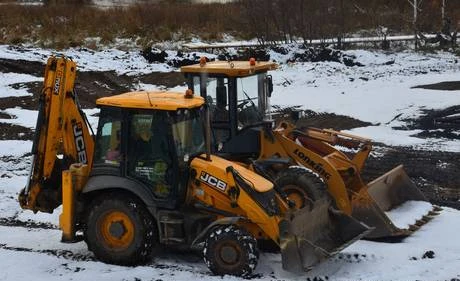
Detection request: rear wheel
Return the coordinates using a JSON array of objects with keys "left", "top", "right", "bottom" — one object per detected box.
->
[
  {"left": 275, "top": 167, "right": 327, "bottom": 210},
  {"left": 85, "top": 193, "right": 156, "bottom": 265},
  {"left": 203, "top": 225, "right": 258, "bottom": 277}
]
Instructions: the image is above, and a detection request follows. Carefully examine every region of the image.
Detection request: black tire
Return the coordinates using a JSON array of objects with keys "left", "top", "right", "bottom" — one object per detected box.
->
[
  {"left": 275, "top": 166, "right": 327, "bottom": 210},
  {"left": 85, "top": 193, "right": 157, "bottom": 265},
  {"left": 203, "top": 225, "right": 259, "bottom": 277}
]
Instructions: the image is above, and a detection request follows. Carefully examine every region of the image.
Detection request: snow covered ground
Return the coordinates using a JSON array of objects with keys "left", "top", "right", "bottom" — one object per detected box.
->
[{"left": 0, "top": 44, "right": 459, "bottom": 280}]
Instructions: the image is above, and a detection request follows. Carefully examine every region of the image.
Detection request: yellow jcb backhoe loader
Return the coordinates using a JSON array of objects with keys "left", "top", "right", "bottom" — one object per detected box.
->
[
  {"left": 181, "top": 58, "right": 440, "bottom": 239},
  {"left": 18, "top": 56, "right": 370, "bottom": 276}
]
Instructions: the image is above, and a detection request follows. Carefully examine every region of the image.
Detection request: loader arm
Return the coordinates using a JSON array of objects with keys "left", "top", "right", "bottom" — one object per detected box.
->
[
  {"left": 19, "top": 56, "right": 94, "bottom": 213},
  {"left": 277, "top": 122, "right": 372, "bottom": 173}
]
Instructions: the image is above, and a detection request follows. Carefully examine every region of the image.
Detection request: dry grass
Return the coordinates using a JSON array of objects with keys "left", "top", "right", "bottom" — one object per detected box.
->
[
  {"left": 0, "top": 2, "right": 245, "bottom": 49},
  {"left": 1, "top": 0, "right": 460, "bottom": 49}
]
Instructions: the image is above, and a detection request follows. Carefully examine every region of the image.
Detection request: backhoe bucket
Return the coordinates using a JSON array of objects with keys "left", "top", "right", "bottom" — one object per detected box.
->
[
  {"left": 279, "top": 199, "right": 372, "bottom": 273},
  {"left": 352, "top": 165, "right": 437, "bottom": 239}
]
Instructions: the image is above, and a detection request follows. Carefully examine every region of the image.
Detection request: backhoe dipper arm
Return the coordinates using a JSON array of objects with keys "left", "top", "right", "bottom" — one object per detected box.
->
[{"left": 19, "top": 56, "right": 94, "bottom": 213}]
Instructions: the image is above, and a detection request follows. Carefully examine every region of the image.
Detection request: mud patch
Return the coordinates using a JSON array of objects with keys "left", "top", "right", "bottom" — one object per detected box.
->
[
  {"left": 0, "top": 217, "right": 57, "bottom": 229},
  {"left": 274, "top": 107, "right": 373, "bottom": 131},
  {"left": 0, "top": 243, "right": 95, "bottom": 262},
  {"left": 0, "top": 112, "right": 12, "bottom": 119},
  {"left": 0, "top": 59, "right": 44, "bottom": 76},
  {"left": 396, "top": 106, "right": 460, "bottom": 140},
  {"left": 412, "top": 81, "right": 460, "bottom": 91},
  {"left": 0, "top": 123, "right": 34, "bottom": 140}
]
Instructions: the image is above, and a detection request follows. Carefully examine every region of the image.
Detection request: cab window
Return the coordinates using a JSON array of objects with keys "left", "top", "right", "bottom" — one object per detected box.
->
[
  {"left": 236, "top": 74, "right": 264, "bottom": 127},
  {"left": 94, "top": 111, "right": 122, "bottom": 167}
]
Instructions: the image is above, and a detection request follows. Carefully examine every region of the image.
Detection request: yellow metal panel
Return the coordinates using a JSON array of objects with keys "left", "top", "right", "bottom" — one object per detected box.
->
[
  {"left": 181, "top": 60, "right": 277, "bottom": 77},
  {"left": 189, "top": 155, "right": 280, "bottom": 242},
  {"left": 192, "top": 155, "right": 273, "bottom": 193},
  {"left": 60, "top": 170, "right": 75, "bottom": 242},
  {"left": 96, "top": 91, "right": 204, "bottom": 110}
]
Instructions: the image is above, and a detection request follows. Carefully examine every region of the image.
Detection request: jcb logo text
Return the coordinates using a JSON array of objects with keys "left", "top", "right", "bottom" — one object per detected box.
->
[{"left": 200, "top": 172, "right": 227, "bottom": 192}]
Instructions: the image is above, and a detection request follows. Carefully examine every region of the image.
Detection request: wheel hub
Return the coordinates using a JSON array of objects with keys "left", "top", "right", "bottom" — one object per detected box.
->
[
  {"left": 109, "top": 221, "right": 127, "bottom": 239},
  {"left": 100, "top": 211, "right": 134, "bottom": 249},
  {"left": 284, "top": 184, "right": 309, "bottom": 209},
  {"left": 220, "top": 245, "right": 239, "bottom": 264}
]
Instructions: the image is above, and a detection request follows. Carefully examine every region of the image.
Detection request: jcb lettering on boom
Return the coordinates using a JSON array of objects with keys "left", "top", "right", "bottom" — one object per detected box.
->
[
  {"left": 73, "top": 122, "right": 87, "bottom": 164},
  {"left": 53, "top": 76, "right": 61, "bottom": 95},
  {"left": 200, "top": 171, "right": 227, "bottom": 191}
]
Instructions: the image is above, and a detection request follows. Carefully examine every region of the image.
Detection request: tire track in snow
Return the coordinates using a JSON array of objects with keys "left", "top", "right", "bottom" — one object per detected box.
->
[
  {"left": 0, "top": 217, "right": 57, "bottom": 229},
  {"left": 0, "top": 243, "right": 95, "bottom": 262}
]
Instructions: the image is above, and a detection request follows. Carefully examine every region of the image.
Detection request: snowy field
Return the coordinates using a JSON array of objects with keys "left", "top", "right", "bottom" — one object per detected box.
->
[{"left": 0, "top": 44, "right": 459, "bottom": 280}]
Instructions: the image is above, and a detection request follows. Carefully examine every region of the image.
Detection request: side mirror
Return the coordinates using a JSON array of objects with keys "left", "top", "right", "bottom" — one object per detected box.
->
[{"left": 266, "top": 75, "right": 273, "bottom": 97}]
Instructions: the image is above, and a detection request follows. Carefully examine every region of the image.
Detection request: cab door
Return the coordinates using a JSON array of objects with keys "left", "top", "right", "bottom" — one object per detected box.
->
[{"left": 126, "top": 111, "right": 176, "bottom": 202}]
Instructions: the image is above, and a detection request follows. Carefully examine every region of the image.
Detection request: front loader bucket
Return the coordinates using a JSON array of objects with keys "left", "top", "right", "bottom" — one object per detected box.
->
[
  {"left": 352, "top": 165, "right": 439, "bottom": 239},
  {"left": 279, "top": 199, "right": 372, "bottom": 273}
]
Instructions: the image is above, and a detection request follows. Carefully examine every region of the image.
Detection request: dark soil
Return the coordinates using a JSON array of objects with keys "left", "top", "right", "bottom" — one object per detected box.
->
[
  {"left": 0, "top": 123, "right": 34, "bottom": 140},
  {"left": 0, "top": 58, "right": 458, "bottom": 209},
  {"left": 273, "top": 107, "right": 373, "bottom": 130},
  {"left": 362, "top": 146, "right": 460, "bottom": 209},
  {"left": 412, "top": 81, "right": 460, "bottom": 91},
  {"left": 395, "top": 105, "right": 460, "bottom": 139}
]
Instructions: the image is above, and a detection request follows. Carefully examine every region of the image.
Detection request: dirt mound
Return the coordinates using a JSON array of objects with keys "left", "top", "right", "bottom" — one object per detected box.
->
[
  {"left": 141, "top": 47, "right": 208, "bottom": 68},
  {"left": 412, "top": 81, "right": 460, "bottom": 91},
  {"left": 217, "top": 47, "right": 271, "bottom": 62},
  {"left": 273, "top": 106, "right": 372, "bottom": 131},
  {"left": 290, "top": 47, "right": 364, "bottom": 66}
]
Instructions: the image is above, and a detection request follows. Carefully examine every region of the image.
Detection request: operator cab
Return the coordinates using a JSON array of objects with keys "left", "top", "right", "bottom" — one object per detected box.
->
[
  {"left": 181, "top": 59, "right": 275, "bottom": 158},
  {"left": 92, "top": 92, "right": 207, "bottom": 209}
]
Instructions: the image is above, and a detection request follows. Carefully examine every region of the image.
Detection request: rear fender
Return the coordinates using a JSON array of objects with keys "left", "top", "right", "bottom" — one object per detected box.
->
[{"left": 82, "top": 175, "right": 157, "bottom": 212}]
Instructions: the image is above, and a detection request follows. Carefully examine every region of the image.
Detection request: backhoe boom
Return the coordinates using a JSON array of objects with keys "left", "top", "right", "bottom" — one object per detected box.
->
[{"left": 19, "top": 56, "right": 94, "bottom": 213}]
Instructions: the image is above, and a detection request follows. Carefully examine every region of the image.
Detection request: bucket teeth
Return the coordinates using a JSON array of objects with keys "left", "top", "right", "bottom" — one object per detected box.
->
[
  {"left": 408, "top": 224, "right": 420, "bottom": 232},
  {"left": 423, "top": 214, "right": 435, "bottom": 221},
  {"left": 415, "top": 218, "right": 427, "bottom": 226},
  {"left": 433, "top": 206, "right": 443, "bottom": 212},
  {"left": 358, "top": 165, "right": 438, "bottom": 239}
]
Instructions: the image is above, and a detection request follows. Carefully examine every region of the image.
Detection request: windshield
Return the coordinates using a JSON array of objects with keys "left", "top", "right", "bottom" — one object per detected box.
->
[
  {"left": 171, "top": 107, "right": 206, "bottom": 161},
  {"left": 236, "top": 74, "right": 265, "bottom": 127},
  {"left": 191, "top": 73, "right": 271, "bottom": 127}
]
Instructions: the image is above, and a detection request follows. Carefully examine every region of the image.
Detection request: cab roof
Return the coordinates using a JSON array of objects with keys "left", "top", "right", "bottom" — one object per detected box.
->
[
  {"left": 96, "top": 91, "right": 204, "bottom": 110},
  {"left": 180, "top": 60, "right": 277, "bottom": 77}
]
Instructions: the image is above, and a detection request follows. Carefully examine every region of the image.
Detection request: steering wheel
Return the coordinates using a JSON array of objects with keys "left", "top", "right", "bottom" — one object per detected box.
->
[{"left": 237, "top": 99, "right": 251, "bottom": 109}]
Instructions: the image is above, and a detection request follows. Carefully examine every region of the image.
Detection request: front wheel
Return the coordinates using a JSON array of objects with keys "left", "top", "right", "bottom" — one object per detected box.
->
[
  {"left": 85, "top": 193, "right": 157, "bottom": 265},
  {"left": 203, "top": 225, "right": 259, "bottom": 277},
  {"left": 275, "top": 167, "right": 327, "bottom": 210}
]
